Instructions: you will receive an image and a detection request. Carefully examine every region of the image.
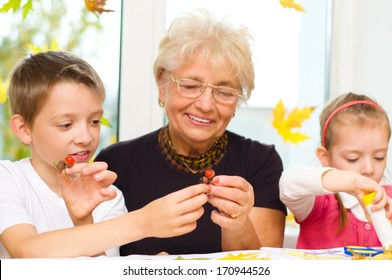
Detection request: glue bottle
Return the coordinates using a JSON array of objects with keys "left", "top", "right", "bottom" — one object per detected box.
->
[{"left": 362, "top": 192, "right": 392, "bottom": 249}]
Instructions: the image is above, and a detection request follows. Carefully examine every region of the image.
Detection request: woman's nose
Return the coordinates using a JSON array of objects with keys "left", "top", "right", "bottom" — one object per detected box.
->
[{"left": 195, "top": 86, "right": 216, "bottom": 110}]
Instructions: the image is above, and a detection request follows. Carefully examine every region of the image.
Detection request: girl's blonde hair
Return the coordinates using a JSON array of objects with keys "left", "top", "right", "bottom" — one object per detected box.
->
[{"left": 320, "top": 92, "right": 390, "bottom": 149}]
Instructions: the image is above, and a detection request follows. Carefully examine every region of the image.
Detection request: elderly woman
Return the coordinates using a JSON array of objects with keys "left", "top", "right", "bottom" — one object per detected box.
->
[{"left": 96, "top": 9, "right": 286, "bottom": 255}]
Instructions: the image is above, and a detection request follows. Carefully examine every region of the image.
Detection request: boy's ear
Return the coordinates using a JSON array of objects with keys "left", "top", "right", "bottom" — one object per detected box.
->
[
  {"left": 316, "top": 146, "right": 331, "bottom": 167},
  {"left": 10, "top": 114, "right": 32, "bottom": 145}
]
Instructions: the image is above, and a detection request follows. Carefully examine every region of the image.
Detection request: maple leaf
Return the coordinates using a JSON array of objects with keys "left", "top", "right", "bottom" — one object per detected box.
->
[
  {"left": 279, "top": 0, "right": 305, "bottom": 12},
  {"left": 272, "top": 99, "right": 315, "bottom": 144}
]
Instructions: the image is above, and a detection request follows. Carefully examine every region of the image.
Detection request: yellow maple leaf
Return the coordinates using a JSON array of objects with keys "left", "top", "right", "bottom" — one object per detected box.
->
[
  {"left": 26, "top": 38, "right": 60, "bottom": 54},
  {"left": 279, "top": 0, "right": 305, "bottom": 12},
  {"left": 0, "top": 77, "right": 9, "bottom": 104},
  {"left": 272, "top": 99, "right": 315, "bottom": 144}
]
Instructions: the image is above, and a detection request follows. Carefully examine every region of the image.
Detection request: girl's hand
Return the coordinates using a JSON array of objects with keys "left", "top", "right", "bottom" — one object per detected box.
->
[
  {"left": 346, "top": 175, "right": 390, "bottom": 222},
  {"left": 139, "top": 184, "right": 209, "bottom": 238},
  {"left": 57, "top": 161, "right": 117, "bottom": 224},
  {"left": 322, "top": 169, "right": 390, "bottom": 215},
  {"left": 359, "top": 185, "right": 392, "bottom": 222},
  {"left": 207, "top": 175, "right": 255, "bottom": 229}
]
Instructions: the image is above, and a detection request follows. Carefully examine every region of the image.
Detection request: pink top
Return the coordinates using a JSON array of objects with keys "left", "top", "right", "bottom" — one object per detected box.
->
[{"left": 296, "top": 186, "right": 392, "bottom": 249}]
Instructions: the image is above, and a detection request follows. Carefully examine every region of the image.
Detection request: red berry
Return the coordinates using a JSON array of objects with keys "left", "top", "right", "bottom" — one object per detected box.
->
[
  {"left": 65, "top": 155, "right": 75, "bottom": 166},
  {"left": 205, "top": 169, "right": 215, "bottom": 179}
]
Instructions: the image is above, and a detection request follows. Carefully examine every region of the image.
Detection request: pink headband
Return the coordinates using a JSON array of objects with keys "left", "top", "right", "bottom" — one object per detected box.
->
[{"left": 321, "top": 100, "right": 379, "bottom": 147}]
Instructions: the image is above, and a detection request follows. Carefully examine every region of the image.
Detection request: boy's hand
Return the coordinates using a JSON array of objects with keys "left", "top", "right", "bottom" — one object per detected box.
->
[
  {"left": 139, "top": 184, "right": 209, "bottom": 238},
  {"left": 57, "top": 161, "right": 117, "bottom": 225}
]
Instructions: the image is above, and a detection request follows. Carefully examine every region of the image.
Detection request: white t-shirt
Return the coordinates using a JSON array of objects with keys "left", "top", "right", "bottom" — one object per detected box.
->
[{"left": 0, "top": 158, "right": 128, "bottom": 258}]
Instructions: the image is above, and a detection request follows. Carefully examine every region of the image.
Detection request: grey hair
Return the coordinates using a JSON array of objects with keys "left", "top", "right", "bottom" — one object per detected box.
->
[{"left": 153, "top": 9, "right": 255, "bottom": 104}]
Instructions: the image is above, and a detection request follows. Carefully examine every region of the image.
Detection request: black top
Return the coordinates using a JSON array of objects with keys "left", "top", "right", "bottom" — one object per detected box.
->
[{"left": 96, "top": 129, "right": 286, "bottom": 255}]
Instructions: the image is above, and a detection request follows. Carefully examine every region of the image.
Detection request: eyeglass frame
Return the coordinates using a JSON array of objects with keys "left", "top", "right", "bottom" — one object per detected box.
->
[{"left": 168, "top": 72, "right": 243, "bottom": 105}]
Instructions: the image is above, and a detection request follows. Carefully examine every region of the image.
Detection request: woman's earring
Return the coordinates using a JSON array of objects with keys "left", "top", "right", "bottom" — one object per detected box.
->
[
  {"left": 158, "top": 100, "right": 164, "bottom": 108},
  {"left": 232, "top": 112, "right": 236, "bottom": 118}
]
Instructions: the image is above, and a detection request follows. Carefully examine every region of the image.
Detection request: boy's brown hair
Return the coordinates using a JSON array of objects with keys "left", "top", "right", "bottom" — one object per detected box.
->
[{"left": 8, "top": 51, "right": 105, "bottom": 126}]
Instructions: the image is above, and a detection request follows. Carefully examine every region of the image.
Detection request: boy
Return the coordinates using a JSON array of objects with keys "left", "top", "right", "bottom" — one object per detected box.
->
[{"left": 0, "top": 51, "right": 126, "bottom": 258}]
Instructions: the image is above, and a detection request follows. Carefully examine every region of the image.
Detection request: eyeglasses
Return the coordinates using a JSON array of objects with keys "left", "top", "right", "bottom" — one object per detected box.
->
[{"left": 169, "top": 73, "right": 242, "bottom": 105}]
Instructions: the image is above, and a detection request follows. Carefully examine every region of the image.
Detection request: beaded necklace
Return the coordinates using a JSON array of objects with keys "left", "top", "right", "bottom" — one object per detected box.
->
[{"left": 158, "top": 126, "right": 228, "bottom": 174}]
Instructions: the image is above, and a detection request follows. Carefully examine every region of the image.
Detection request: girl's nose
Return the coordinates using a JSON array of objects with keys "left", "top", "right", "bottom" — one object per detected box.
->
[{"left": 360, "top": 160, "right": 374, "bottom": 177}]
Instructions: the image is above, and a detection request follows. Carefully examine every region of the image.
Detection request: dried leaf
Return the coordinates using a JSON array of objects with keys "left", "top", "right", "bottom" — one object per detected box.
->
[
  {"left": 279, "top": 0, "right": 305, "bottom": 12},
  {"left": 272, "top": 99, "right": 315, "bottom": 144}
]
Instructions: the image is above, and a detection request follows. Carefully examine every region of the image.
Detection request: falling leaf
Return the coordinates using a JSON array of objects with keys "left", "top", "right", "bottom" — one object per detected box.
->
[
  {"left": 272, "top": 99, "right": 315, "bottom": 144},
  {"left": 279, "top": 0, "right": 305, "bottom": 12},
  {"left": 84, "top": 0, "right": 113, "bottom": 15},
  {"left": 0, "top": 77, "right": 9, "bottom": 104},
  {"left": 26, "top": 38, "right": 60, "bottom": 53}
]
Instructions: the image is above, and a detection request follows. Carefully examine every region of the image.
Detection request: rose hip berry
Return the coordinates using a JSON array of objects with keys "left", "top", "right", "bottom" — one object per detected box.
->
[
  {"left": 65, "top": 155, "right": 75, "bottom": 167},
  {"left": 205, "top": 169, "right": 215, "bottom": 179},
  {"left": 199, "top": 169, "right": 215, "bottom": 184}
]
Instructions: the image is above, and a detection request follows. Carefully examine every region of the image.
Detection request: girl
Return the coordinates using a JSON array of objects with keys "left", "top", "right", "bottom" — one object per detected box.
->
[{"left": 279, "top": 92, "right": 392, "bottom": 249}]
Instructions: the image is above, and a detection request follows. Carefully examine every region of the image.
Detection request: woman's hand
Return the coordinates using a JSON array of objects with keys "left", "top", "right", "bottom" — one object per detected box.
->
[
  {"left": 207, "top": 175, "right": 255, "bottom": 228},
  {"left": 57, "top": 161, "right": 117, "bottom": 224},
  {"left": 139, "top": 184, "right": 209, "bottom": 238}
]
